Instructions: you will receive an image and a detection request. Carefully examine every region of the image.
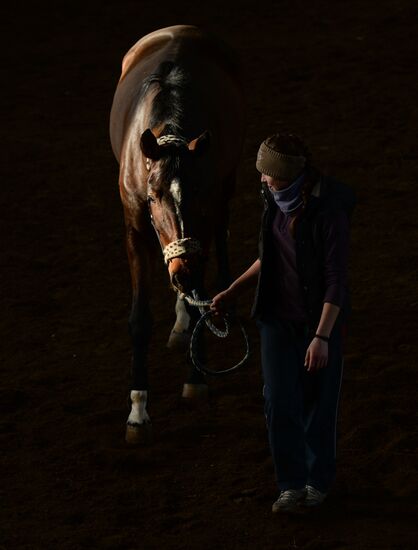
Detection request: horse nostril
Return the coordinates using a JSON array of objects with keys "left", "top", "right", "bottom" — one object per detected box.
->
[
  {"left": 172, "top": 273, "right": 180, "bottom": 289},
  {"left": 171, "top": 270, "right": 191, "bottom": 294}
]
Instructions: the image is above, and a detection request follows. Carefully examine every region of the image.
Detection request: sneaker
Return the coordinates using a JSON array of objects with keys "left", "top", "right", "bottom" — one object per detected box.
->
[
  {"left": 272, "top": 488, "right": 307, "bottom": 513},
  {"left": 303, "top": 485, "right": 327, "bottom": 507}
]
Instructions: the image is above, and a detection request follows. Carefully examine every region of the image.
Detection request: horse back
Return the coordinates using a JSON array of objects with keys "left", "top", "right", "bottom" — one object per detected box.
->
[
  {"left": 110, "top": 25, "right": 245, "bottom": 165},
  {"left": 120, "top": 25, "right": 210, "bottom": 82}
]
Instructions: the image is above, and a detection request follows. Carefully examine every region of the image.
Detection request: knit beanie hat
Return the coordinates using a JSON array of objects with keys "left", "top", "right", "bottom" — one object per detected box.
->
[{"left": 256, "top": 137, "right": 306, "bottom": 181}]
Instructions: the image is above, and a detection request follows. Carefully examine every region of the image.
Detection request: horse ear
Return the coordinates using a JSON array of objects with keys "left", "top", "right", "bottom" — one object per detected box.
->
[
  {"left": 188, "top": 130, "right": 211, "bottom": 156},
  {"left": 140, "top": 129, "right": 161, "bottom": 160}
]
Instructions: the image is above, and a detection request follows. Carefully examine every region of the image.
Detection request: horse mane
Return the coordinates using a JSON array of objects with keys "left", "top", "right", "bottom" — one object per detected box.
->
[
  {"left": 139, "top": 30, "right": 242, "bottom": 138},
  {"left": 141, "top": 61, "right": 190, "bottom": 135}
]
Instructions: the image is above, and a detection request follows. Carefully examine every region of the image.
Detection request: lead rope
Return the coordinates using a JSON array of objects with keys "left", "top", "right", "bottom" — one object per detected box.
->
[{"left": 179, "top": 290, "right": 250, "bottom": 376}]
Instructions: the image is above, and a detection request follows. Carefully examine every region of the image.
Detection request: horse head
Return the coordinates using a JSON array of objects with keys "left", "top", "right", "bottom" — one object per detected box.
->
[{"left": 140, "top": 128, "right": 213, "bottom": 294}]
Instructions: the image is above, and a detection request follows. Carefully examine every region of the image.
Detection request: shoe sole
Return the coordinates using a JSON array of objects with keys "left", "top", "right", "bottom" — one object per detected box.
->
[
  {"left": 272, "top": 498, "right": 307, "bottom": 514},
  {"left": 301, "top": 499, "right": 326, "bottom": 508}
]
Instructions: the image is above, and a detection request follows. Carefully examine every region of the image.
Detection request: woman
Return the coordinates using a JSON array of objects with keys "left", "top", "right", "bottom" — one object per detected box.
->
[{"left": 211, "top": 133, "right": 355, "bottom": 513}]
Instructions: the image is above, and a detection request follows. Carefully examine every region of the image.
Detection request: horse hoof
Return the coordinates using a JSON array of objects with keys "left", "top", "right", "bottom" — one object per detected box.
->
[
  {"left": 125, "top": 422, "right": 152, "bottom": 445},
  {"left": 182, "top": 383, "right": 209, "bottom": 400},
  {"left": 166, "top": 330, "right": 191, "bottom": 351}
]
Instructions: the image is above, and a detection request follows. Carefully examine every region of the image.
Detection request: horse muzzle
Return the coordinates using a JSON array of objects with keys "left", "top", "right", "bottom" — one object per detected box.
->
[{"left": 169, "top": 261, "right": 191, "bottom": 293}]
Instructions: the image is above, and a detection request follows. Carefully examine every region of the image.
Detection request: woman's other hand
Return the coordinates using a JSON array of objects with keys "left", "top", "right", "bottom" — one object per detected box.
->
[{"left": 304, "top": 338, "right": 329, "bottom": 372}]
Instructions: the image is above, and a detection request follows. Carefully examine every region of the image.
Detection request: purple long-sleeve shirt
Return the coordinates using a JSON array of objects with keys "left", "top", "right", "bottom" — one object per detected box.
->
[{"left": 271, "top": 206, "right": 350, "bottom": 322}]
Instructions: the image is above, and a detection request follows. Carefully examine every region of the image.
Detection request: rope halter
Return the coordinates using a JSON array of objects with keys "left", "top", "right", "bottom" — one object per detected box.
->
[
  {"left": 155, "top": 135, "right": 202, "bottom": 264},
  {"left": 146, "top": 135, "right": 202, "bottom": 264}
]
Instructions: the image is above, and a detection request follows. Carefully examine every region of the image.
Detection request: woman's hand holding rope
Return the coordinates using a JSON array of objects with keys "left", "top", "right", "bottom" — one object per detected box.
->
[{"left": 210, "top": 288, "right": 237, "bottom": 316}]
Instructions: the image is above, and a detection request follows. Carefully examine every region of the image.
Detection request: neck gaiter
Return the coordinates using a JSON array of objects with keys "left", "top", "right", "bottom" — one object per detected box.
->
[{"left": 270, "top": 172, "right": 305, "bottom": 214}]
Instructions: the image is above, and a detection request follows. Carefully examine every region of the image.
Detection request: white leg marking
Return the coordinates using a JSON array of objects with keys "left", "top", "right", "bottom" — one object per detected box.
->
[
  {"left": 127, "top": 390, "right": 151, "bottom": 426},
  {"left": 167, "top": 296, "right": 192, "bottom": 349},
  {"left": 174, "top": 295, "right": 191, "bottom": 333}
]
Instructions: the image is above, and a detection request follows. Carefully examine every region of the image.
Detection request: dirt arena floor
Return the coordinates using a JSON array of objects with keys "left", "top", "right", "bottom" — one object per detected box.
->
[{"left": 2, "top": 1, "right": 418, "bottom": 548}]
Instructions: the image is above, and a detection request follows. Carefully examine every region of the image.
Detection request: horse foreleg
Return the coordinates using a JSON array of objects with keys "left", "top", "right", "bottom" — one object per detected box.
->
[
  {"left": 182, "top": 281, "right": 208, "bottom": 399},
  {"left": 126, "top": 299, "right": 152, "bottom": 444},
  {"left": 166, "top": 293, "right": 209, "bottom": 398},
  {"left": 167, "top": 294, "right": 192, "bottom": 351},
  {"left": 125, "top": 224, "right": 155, "bottom": 444}
]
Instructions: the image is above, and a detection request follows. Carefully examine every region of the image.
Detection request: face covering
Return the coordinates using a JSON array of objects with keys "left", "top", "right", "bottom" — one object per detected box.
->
[{"left": 270, "top": 171, "right": 305, "bottom": 214}]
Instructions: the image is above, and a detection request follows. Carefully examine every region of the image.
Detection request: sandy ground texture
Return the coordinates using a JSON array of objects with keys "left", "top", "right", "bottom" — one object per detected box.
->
[{"left": 2, "top": 1, "right": 418, "bottom": 548}]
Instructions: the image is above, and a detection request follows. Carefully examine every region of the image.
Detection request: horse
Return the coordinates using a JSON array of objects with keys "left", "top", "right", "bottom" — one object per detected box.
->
[{"left": 109, "top": 25, "right": 245, "bottom": 443}]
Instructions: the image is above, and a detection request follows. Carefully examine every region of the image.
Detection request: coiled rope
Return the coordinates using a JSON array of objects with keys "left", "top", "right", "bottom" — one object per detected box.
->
[{"left": 180, "top": 290, "right": 250, "bottom": 376}]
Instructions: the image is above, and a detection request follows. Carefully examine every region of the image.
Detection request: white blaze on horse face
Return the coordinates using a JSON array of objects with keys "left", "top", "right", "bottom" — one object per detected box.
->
[
  {"left": 170, "top": 178, "right": 184, "bottom": 238},
  {"left": 127, "top": 390, "right": 151, "bottom": 425}
]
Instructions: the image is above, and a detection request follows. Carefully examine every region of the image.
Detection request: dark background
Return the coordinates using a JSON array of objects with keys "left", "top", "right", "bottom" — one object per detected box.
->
[{"left": 2, "top": 1, "right": 417, "bottom": 548}]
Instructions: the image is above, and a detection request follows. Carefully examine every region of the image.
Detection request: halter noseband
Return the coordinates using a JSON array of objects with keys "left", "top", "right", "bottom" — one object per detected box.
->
[{"left": 162, "top": 238, "right": 202, "bottom": 264}]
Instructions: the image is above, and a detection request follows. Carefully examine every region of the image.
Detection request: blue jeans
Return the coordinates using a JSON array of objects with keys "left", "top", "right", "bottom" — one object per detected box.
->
[{"left": 256, "top": 316, "right": 344, "bottom": 493}]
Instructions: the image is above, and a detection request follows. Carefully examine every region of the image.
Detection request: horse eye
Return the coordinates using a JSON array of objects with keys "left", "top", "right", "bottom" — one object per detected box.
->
[{"left": 147, "top": 195, "right": 155, "bottom": 203}]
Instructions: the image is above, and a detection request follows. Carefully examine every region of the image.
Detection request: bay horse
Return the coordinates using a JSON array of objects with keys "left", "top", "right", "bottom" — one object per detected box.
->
[{"left": 109, "top": 25, "right": 245, "bottom": 443}]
